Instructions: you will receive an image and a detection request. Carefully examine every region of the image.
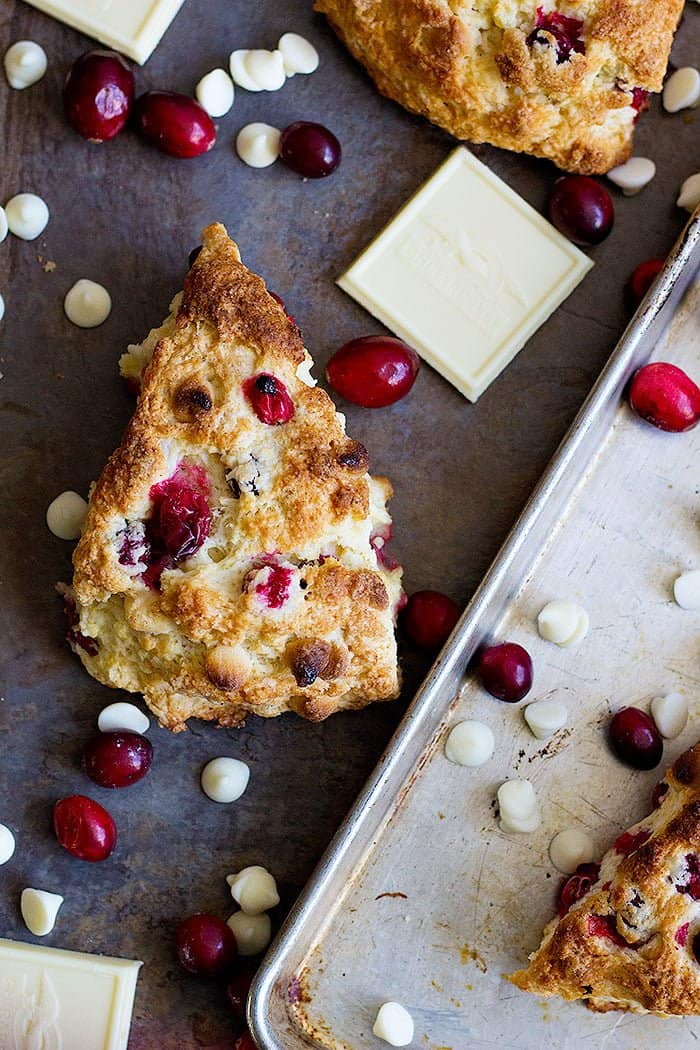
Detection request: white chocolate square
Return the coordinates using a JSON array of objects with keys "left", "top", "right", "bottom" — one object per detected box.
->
[
  {"left": 338, "top": 148, "right": 593, "bottom": 402},
  {"left": 0, "top": 938, "right": 141, "bottom": 1049},
  {"left": 24, "top": 0, "right": 186, "bottom": 64}
]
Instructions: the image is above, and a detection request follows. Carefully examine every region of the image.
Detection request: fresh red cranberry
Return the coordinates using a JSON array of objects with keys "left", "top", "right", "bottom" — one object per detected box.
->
[
  {"left": 586, "top": 914, "right": 626, "bottom": 946},
  {"left": 326, "top": 336, "right": 420, "bottom": 409},
  {"left": 175, "top": 914, "right": 237, "bottom": 977},
  {"left": 476, "top": 643, "right": 533, "bottom": 703},
  {"left": 400, "top": 590, "right": 460, "bottom": 652},
  {"left": 143, "top": 464, "right": 212, "bottom": 588},
  {"left": 628, "top": 362, "right": 700, "bottom": 433},
  {"left": 61, "top": 591, "right": 99, "bottom": 656},
  {"left": 651, "top": 780, "right": 669, "bottom": 809},
  {"left": 233, "top": 1034, "right": 257, "bottom": 1050},
  {"left": 547, "top": 176, "right": 614, "bottom": 246},
  {"left": 526, "top": 7, "right": 584, "bottom": 62},
  {"left": 243, "top": 558, "right": 294, "bottom": 609},
  {"left": 609, "top": 707, "right": 662, "bottom": 770},
  {"left": 53, "top": 795, "right": 117, "bottom": 862},
  {"left": 626, "top": 259, "right": 664, "bottom": 311},
  {"left": 614, "top": 829, "right": 650, "bottom": 856},
  {"left": 83, "top": 731, "right": 153, "bottom": 789},
  {"left": 243, "top": 374, "right": 295, "bottom": 425},
  {"left": 63, "top": 50, "right": 134, "bottom": 142},
  {"left": 557, "top": 862, "right": 600, "bottom": 917},
  {"left": 676, "top": 855, "right": 700, "bottom": 900},
  {"left": 370, "top": 523, "right": 400, "bottom": 570},
  {"left": 676, "top": 922, "right": 690, "bottom": 947},
  {"left": 269, "top": 291, "right": 296, "bottom": 326},
  {"left": 226, "top": 970, "right": 255, "bottom": 1021},
  {"left": 133, "top": 91, "right": 216, "bottom": 158},
  {"left": 631, "top": 87, "right": 649, "bottom": 120},
  {"left": 279, "top": 121, "right": 341, "bottom": 178}
]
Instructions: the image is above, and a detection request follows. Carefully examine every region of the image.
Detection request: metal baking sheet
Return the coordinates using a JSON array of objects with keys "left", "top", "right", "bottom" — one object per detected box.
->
[
  {"left": 2, "top": 0, "right": 699, "bottom": 1046},
  {"left": 251, "top": 213, "right": 700, "bottom": 1049}
]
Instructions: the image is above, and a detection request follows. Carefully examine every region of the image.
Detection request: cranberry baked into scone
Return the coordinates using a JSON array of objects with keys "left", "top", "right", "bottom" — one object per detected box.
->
[
  {"left": 65, "top": 223, "right": 402, "bottom": 731},
  {"left": 314, "top": 0, "right": 684, "bottom": 173},
  {"left": 510, "top": 743, "right": 700, "bottom": 1016}
]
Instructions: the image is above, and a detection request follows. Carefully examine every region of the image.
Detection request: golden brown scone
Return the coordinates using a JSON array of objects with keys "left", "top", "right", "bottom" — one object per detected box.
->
[
  {"left": 65, "top": 223, "right": 403, "bottom": 731},
  {"left": 510, "top": 743, "right": 700, "bottom": 1015},
  {"left": 315, "top": 0, "right": 684, "bottom": 173}
]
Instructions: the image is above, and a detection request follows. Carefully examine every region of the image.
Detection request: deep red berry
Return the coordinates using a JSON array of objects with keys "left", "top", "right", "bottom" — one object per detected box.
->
[
  {"left": 243, "top": 558, "right": 295, "bottom": 609},
  {"left": 675, "top": 922, "right": 690, "bottom": 947},
  {"left": 547, "top": 175, "right": 614, "bottom": 246},
  {"left": 53, "top": 795, "right": 117, "bottom": 862},
  {"left": 133, "top": 91, "right": 216, "bottom": 158},
  {"left": 279, "top": 122, "right": 341, "bottom": 178},
  {"left": 586, "top": 914, "right": 626, "bottom": 946},
  {"left": 631, "top": 87, "right": 649, "bottom": 121},
  {"left": 243, "top": 374, "right": 295, "bottom": 425},
  {"left": 676, "top": 854, "right": 700, "bottom": 901},
  {"left": 527, "top": 7, "right": 584, "bottom": 62},
  {"left": 83, "top": 731, "right": 153, "bottom": 789},
  {"left": 175, "top": 914, "right": 237, "bottom": 977},
  {"left": 226, "top": 970, "right": 255, "bottom": 1020},
  {"left": 326, "top": 336, "right": 420, "bottom": 408},
  {"left": 135, "top": 463, "right": 212, "bottom": 588},
  {"left": 609, "top": 707, "right": 663, "bottom": 770},
  {"left": 63, "top": 50, "right": 134, "bottom": 142},
  {"left": 476, "top": 643, "right": 533, "bottom": 703},
  {"left": 557, "top": 862, "right": 600, "bottom": 917},
  {"left": 614, "top": 829, "right": 649, "bottom": 856},
  {"left": 651, "top": 780, "right": 669, "bottom": 809},
  {"left": 628, "top": 362, "right": 700, "bottom": 433},
  {"left": 233, "top": 1033, "right": 257, "bottom": 1050},
  {"left": 400, "top": 590, "right": 460, "bottom": 652},
  {"left": 626, "top": 259, "right": 664, "bottom": 311}
]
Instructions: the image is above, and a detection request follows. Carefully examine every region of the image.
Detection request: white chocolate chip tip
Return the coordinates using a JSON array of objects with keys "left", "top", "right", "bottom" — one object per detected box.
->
[
  {"left": 678, "top": 173, "right": 700, "bottom": 213},
  {"left": 663, "top": 66, "right": 700, "bottom": 113},
  {"left": 674, "top": 569, "right": 700, "bottom": 610},
  {"left": 64, "top": 279, "right": 112, "bottom": 328},
  {"left": 549, "top": 828, "right": 596, "bottom": 874},
  {"left": 651, "top": 692, "right": 688, "bottom": 739},
  {"left": 227, "top": 910, "right": 271, "bottom": 955},
  {"left": 98, "top": 701, "right": 150, "bottom": 735},
  {"left": 195, "top": 68, "right": 235, "bottom": 117},
  {"left": 523, "top": 698, "right": 568, "bottom": 740},
  {"left": 4, "top": 40, "right": 47, "bottom": 90},
  {"left": 444, "top": 720, "right": 494, "bottom": 767},
  {"left": 497, "top": 779, "right": 540, "bottom": 833},
  {"left": 537, "top": 600, "right": 589, "bottom": 647},
  {"left": 46, "top": 490, "right": 88, "bottom": 540},
  {"left": 5, "top": 192, "right": 49, "bottom": 240},
  {"left": 278, "top": 33, "right": 319, "bottom": 76},
  {"left": 607, "top": 157, "right": 656, "bottom": 196},
  {"left": 0, "top": 824, "right": 16, "bottom": 865},
  {"left": 227, "top": 865, "right": 280, "bottom": 915},
  {"left": 21, "top": 888, "right": 64, "bottom": 936},
  {"left": 372, "top": 1002, "right": 415, "bottom": 1047},
  {"left": 201, "top": 757, "right": 250, "bottom": 803}
]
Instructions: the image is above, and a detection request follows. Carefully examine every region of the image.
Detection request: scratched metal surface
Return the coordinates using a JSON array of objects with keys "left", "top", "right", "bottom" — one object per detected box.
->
[
  {"left": 0, "top": 0, "right": 699, "bottom": 1046},
  {"left": 252, "top": 227, "right": 700, "bottom": 1047}
]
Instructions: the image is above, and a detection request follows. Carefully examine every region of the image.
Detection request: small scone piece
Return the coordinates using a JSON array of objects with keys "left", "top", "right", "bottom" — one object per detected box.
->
[
  {"left": 315, "top": 0, "right": 684, "bottom": 173},
  {"left": 65, "top": 223, "right": 402, "bottom": 731},
  {"left": 510, "top": 743, "right": 700, "bottom": 1015}
]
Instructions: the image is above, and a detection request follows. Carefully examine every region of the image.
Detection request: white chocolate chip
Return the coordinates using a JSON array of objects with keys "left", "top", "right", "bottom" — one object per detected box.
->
[
  {"left": 678, "top": 173, "right": 700, "bottom": 212},
  {"left": 244, "top": 49, "right": 286, "bottom": 91},
  {"left": 226, "top": 865, "right": 280, "bottom": 915},
  {"left": 21, "top": 888, "right": 63, "bottom": 936},
  {"left": 0, "top": 206, "right": 7, "bottom": 243},
  {"left": 278, "top": 33, "right": 320, "bottom": 76},
  {"left": 537, "top": 600, "right": 589, "bottom": 646},
  {"left": 201, "top": 757, "right": 250, "bottom": 803},
  {"left": 523, "top": 698, "right": 567, "bottom": 740},
  {"left": 663, "top": 66, "right": 700, "bottom": 113},
  {"left": 674, "top": 569, "right": 700, "bottom": 610},
  {"left": 236, "top": 123, "right": 281, "bottom": 168},
  {"left": 46, "top": 490, "right": 88, "bottom": 540},
  {"left": 4, "top": 41, "right": 47, "bottom": 89},
  {"left": 372, "top": 1002, "right": 414, "bottom": 1047},
  {"left": 229, "top": 50, "right": 262, "bottom": 92},
  {"left": 0, "top": 293, "right": 4, "bottom": 323},
  {"left": 98, "top": 701, "right": 150, "bottom": 735},
  {"left": 651, "top": 692, "right": 688, "bottom": 739},
  {"left": 444, "top": 720, "right": 494, "bottom": 767},
  {"left": 195, "top": 68, "right": 235, "bottom": 117},
  {"left": 549, "top": 828, "right": 596, "bottom": 874},
  {"left": 227, "top": 910, "right": 271, "bottom": 955},
  {"left": 5, "top": 193, "right": 49, "bottom": 240},
  {"left": 607, "top": 157, "right": 656, "bottom": 196},
  {"left": 296, "top": 356, "right": 317, "bottom": 387},
  {"left": 497, "top": 780, "right": 540, "bottom": 833},
  {"left": 0, "top": 824, "right": 16, "bottom": 865},
  {"left": 64, "top": 279, "right": 111, "bottom": 328}
]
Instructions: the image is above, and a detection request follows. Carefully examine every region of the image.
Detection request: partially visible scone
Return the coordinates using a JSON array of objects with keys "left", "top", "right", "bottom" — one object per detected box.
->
[
  {"left": 315, "top": 0, "right": 684, "bottom": 173},
  {"left": 65, "top": 223, "right": 402, "bottom": 731},
  {"left": 510, "top": 743, "right": 700, "bottom": 1016}
]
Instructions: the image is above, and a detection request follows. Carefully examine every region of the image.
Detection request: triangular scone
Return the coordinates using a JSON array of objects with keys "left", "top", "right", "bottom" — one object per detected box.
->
[
  {"left": 510, "top": 743, "right": 700, "bottom": 1016},
  {"left": 66, "top": 223, "right": 402, "bottom": 731}
]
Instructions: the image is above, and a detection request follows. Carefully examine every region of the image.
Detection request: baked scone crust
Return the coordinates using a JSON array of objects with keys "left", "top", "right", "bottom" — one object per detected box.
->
[
  {"left": 315, "top": 0, "right": 684, "bottom": 173},
  {"left": 510, "top": 743, "right": 700, "bottom": 1016},
  {"left": 67, "top": 223, "right": 402, "bottom": 731}
]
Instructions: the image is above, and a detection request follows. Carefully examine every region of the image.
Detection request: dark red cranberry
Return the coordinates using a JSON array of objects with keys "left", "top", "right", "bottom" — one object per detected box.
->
[
  {"left": 676, "top": 922, "right": 690, "bottom": 947},
  {"left": 326, "top": 336, "right": 420, "bottom": 408},
  {"left": 609, "top": 707, "right": 662, "bottom": 770},
  {"left": 651, "top": 780, "right": 669, "bottom": 809},
  {"left": 233, "top": 1034, "right": 257, "bottom": 1050},
  {"left": 279, "top": 121, "right": 341, "bottom": 178},
  {"left": 53, "top": 795, "right": 117, "bottom": 862},
  {"left": 63, "top": 50, "right": 134, "bottom": 142},
  {"left": 614, "top": 829, "right": 650, "bottom": 856},
  {"left": 133, "top": 91, "right": 216, "bottom": 158},
  {"left": 144, "top": 464, "right": 212, "bottom": 588},
  {"left": 176, "top": 914, "right": 237, "bottom": 977},
  {"left": 586, "top": 914, "right": 626, "bottom": 946},
  {"left": 243, "top": 374, "right": 295, "bottom": 425},
  {"left": 626, "top": 259, "right": 664, "bottom": 311},
  {"left": 243, "top": 558, "right": 294, "bottom": 609},
  {"left": 269, "top": 291, "right": 296, "bottom": 326},
  {"left": 83, "top": 731, "right": 153, "bottom": 789},
  {"left": 628, "top": 363, "right": 700, "bottom": 433},
  {"left": 61, "top": 591, "right": 99, "bottom": 656},
  {"left": 676, "top": 855, "right": 700, "bottom": 900},
  {"left": 526, "top": 7, "right": 584, "bottom": 62},
  {"left": 476, "top": 642, "right": 533, "bottom": 703},
  {"left": 631, "top": 87, "right": 649, "bottom": 121},
  {"left": 547, "top": 176, "right": 614, "bottom": 246},
  {"left": 400, "top": 590, "right": 460, "bottom": 652},
  {"left": 557, "top": 862, "right": 600, "bottom": 917},
  {"left": 226, "top": 970, "right": 254, "bottom": 1021}
]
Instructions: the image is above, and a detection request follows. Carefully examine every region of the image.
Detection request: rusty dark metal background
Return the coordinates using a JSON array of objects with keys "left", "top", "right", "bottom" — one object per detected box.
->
[{"left": 1, "top": 2, "right": 698, "bottom": 1047}]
